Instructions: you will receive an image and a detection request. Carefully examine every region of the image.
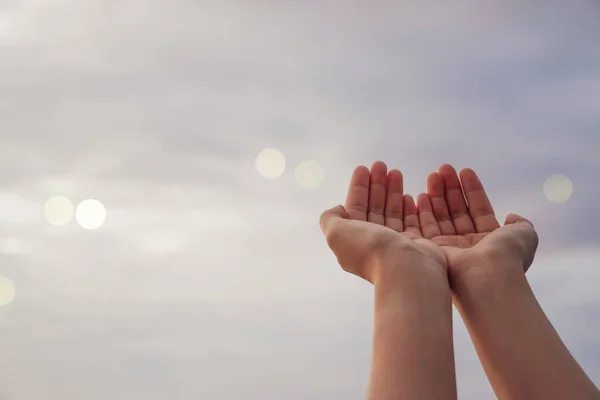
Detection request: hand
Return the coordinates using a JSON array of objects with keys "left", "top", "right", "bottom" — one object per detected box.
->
[
  {"left": 416, "top": 164, "right": 539, "bottom": 286},
  {"left": 320, "top": 161, "right": 446, "bottom": 284}
]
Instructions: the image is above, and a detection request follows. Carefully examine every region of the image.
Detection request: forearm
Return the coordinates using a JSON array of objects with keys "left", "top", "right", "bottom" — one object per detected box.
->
[
  {"left": 454, "top": 261, "right": 599, "bottom": 400},
  {"left": 368, "top": 256, "right": 457, "bottom": 400}
]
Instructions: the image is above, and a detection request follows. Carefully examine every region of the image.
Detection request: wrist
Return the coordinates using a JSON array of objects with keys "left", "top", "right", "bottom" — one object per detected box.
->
[
  {"left": 452, "top": 257, "right": 530, "bottom": 309},
  {"left": 373, "top": 249, "right": 449, "bottom": 291},
  {"left": 373, "top": 251, "right": 453, "bottom": 332}
]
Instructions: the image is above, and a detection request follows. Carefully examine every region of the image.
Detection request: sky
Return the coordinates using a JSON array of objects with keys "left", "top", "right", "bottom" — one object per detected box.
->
[{"left": 0, "top": 0, "right": 599, "bottom": 398}]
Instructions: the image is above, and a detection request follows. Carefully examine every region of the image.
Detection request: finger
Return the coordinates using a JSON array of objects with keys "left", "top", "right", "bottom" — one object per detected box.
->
[
  {"left": 367, "top": 161, "right": 388, "bottom": 225},
  {"left": 504, "top": 213, "right": 534, "bottom": 228},
  {"left": 384, "top": 169, "right": 404, "bottom": 231},
  {"left": 344, "top": 165, "right": 370, "bottom": 221},
  {"left": 504, "top": 213, "right": 538, "bottom": 272},
  {"left": 438, "top": 164, "right": 476, "bottom": 234},
  {"left": 417, "top": 193, "right": 441, "bottom": 239},
  {"left": 403, "top": 194, "right": 422, "bottom": 237},
  {"left": 426, "top": 172, "right": 456, "bottom": 235},
  {"left": 459, "top": 168, "right": 500, "bottom": 233},
  {"left": 319, "top": 205, "right": 349, "bottom": 234}
]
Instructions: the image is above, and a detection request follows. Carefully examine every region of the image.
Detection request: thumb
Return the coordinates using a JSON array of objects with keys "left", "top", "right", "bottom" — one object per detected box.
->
[
  {"left": 503, "top": 213, "right": 539, "bottom": 272},
  {"left": 504, "top": 213, "right": 534, "bottom": 228},
  {"left": 319, "top": 205, "right": 349, "bottom": 234}
]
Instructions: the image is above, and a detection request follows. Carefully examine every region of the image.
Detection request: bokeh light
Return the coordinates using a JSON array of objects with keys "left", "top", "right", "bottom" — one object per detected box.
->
[
  {"left": 294, "top": 160, "right": 325, "bottom": 189},
  {"left": 44, "top": 196, "right": 74, "bottom": 226},
  {"left": 0, "top": 276, "right": 16, "bottom": 306},
  {"left": 543, "top": 174, "right": 573, "bottom": 204},
  {"left": 76, "top": 199, "right": 107, "bottom": 229},
  {"left": 255, "top": 148, "right": 286, "bottom": 179}
]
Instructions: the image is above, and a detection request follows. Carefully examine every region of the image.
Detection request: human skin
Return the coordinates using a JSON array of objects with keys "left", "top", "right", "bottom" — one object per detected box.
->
[
  {"left": 320, "top": 161, "right": 457, "bottom": 400},
  {"left": 417, "top": 164, "right": 600, "bottom": 399}
]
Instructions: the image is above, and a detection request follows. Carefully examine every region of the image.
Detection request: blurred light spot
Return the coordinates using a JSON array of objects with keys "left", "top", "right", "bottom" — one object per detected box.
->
[
  {"left": 0, "top": 276, "right": 16, "bottom": 306},
  {"left": 76, "top": 199, "right": 107, "bottom": 229},
  {"left": 294, "top": 160, "right": 325, "bottom": 189},
  {"left": 44, "top": 196, "right": 74, "bottom": 226},
  {"left": 543, "top": 175, "right": 573, "bottom": 204},
  {"left": 2, "top": 238, "right": 25, "bottom": 255},
  {"left": 255, "top": 148, "right": 286, "bottom": 179}
]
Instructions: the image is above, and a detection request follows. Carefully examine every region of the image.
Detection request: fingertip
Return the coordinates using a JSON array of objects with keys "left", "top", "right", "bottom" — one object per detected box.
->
[
  {"left": 504, "top": 213, "right": 518, "bottom": 224},
  {"left": 334, "top": 204, "right": 349, "bottom": 218},
  {"left": 388, "top": 168, "right": 403, "bottom": 178},
  {"left": 386, "top": 169, "right": 404, "bottom": 194},
  {"left": 416, "top": 193, "right": 432, "bottom": 211},
  {"left": 458, "top": 168, "right": 472, "bottom": 179},
  {"left": 427, "top": 172, "right": 444, "bottom": 196},
  {"left": 371, "top": 160, "right": 388, "bottom": 171},
  {"left": 439, "top": 164, "right": 458, "bottom": 174},
  {"left": 504, "top": 213, "right": 534, "bottom": 228},
  {"left": 459, "top": 167, "right": 479, "bottom": 181},
  {"left": 349, "top": 165, "right": 370, "bottom": 188},
  {"left": 459, "top": 168, "right": 484, "bottom": 190},
  {"left": 320, "top": 204, "right": 348, "bottom": 229},
  {"left": 352, "top": 165, "right": 370, "bottom": 179},
  {"left": 438, "top": 165, "right": 461, "bottom": 188},
  {"left": 403, "top": 194, "right": 417, "bottom": 213},
  {"left": 369, "top": 161, "right": 388, "bottom": 188}
]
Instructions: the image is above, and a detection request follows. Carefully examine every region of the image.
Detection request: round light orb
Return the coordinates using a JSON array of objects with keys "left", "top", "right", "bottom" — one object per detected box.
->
[
  {"left": 44, "top": 196, "right": 74, "bottom": 226},
  {"left": 76, "top": 199, "right": 107, "bottom": 230},
  {"left": 255, "top": 148, "right": 286, "bottom": 179},
  {"left": 294, "top": 160, "right": 325, "bottom": 189},
  {"left": 0, "top": 276, "right": 16, "bottom": 306},
  {"left": 543, "top": 175, "right": 573, "bottom": 204}
]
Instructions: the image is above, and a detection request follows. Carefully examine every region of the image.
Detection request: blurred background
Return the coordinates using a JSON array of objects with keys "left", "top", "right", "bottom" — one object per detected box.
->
[{"left": 0, "top": 0, "right": 599, "bottom": 398}]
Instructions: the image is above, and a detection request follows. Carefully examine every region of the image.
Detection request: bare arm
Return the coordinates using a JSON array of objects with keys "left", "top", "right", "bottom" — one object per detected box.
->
[
  {"left": 369, "top": 256, "right": 457, "bottom": 400},
  {"left": 454, "top": 263, "right": 600, "bottom": 400},
  {"left": 320, "top": 162, "right": 458, "bottom": 400},
  {"left": 420, "top": 164, "right": 599, "bottom": 399}
]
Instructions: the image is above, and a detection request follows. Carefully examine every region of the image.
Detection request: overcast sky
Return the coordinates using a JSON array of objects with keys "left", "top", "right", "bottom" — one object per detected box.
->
[{"left": 0, "top": 1, "right": 599, "bottom": 399}]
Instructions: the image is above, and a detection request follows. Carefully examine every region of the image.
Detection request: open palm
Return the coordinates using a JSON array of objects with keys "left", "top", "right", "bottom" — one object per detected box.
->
[
  {"left": 340, "top": 161, "right": 446, "bottom": 269},
  {"left": 415, "top": 165, "right": 539, "bottom": 285}
]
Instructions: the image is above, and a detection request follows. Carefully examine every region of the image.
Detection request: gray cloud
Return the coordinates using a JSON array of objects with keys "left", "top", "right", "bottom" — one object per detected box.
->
[{"left": 1, "top": 0, "right": 599, "bottom": 399}]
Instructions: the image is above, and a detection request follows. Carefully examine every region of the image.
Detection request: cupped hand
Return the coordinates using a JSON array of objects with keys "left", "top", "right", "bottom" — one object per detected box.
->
[
  {"left": 320, "top": 161, "right": 446, "bottom": 284},
  {"left": 416, "top": 164, "right": 539, "bottom": 286}
]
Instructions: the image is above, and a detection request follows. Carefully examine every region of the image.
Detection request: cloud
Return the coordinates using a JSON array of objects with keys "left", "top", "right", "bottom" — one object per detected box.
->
[{"left": 0, "top": 0, "right": 599, "bottom": 398}]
